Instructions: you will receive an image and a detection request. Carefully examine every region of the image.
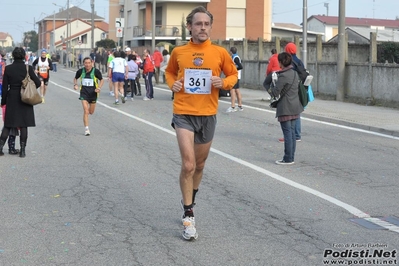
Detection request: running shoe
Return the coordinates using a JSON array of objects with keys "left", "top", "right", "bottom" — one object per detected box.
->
[
  {"left": 84, "top": 129, "right": 90, "bottom": 136},
  {"left": 226, "top": 107, "right": 236, "bottom": 113},
  {"left": 238, "top": 106, "right": 244, "bottom": 111},
  {"left": 279, "top": 138, "right": 301, "bottom": 143},
  {"left": 109, "top": 91, "right": 115, "bottom": 96},
  {"left": 41, "top": 97, "right": 45, "bottom": 104},
  {"left": 114, "top": 100, "right": 119, "bottom": 105},
  {"left": 121, "top": 95, "right": 126, "bottom": 103},
  {"left": 143, "top": 97, "right": 150, "bottom": 101},
  {"left": 182, "top": 216, "right": 198, "bottom": 241},
  {"left": 275, "top": 160, "right": 294, "bottom": 165}
]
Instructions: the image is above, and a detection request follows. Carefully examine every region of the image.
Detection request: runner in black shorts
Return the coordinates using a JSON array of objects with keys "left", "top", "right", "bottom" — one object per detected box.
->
[
  {"left": 32, "top": 49, "right": 53, "bottom": 103},
  {"left": 73, "top": 57, "right": 104, "bottom": 136}
]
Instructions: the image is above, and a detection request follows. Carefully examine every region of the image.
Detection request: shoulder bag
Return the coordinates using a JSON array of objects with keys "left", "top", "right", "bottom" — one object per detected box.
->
[{"left": 21, "top": 65, "right": 42, "bottom": 105}]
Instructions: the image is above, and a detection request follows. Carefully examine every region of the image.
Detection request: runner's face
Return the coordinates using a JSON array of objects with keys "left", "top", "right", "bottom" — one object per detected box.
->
[
  {"left": 41, "top": 52, "right": 46, "bottom": 58},
  {"left": 84, "top": 59, "right": 92, "bottom": 70},
  {"left": 187, "top": 12, "right": 212, "bottom": 44}
]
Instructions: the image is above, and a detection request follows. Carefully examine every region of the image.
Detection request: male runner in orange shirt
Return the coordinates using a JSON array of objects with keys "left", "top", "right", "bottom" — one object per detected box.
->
[{"left": 165, "top": 6, "right": 237, "bottom": 241}]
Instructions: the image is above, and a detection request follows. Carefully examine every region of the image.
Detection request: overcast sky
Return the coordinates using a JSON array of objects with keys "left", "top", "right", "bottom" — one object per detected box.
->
[{"left": 1, "top": 0, "right": 399, "bottom": 47}]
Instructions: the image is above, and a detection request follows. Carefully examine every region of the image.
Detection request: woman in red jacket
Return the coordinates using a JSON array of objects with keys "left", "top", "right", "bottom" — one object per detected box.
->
[
  {"left": 266, "top": 48, "right": 281, "bottom": 76},
  {"left": 142, "top": 49, "right": 155, "bottom": 100}
]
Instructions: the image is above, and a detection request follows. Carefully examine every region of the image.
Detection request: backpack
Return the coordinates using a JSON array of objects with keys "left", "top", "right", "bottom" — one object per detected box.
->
[
  {"left": 297, "top": 79, "right": 309, "bottom": 108},
  {"left": 292, "top": 60, "right": 312, "bottom": 107},
  {"left": 292, "top": 60, "right": 309, "bottom": 83}
]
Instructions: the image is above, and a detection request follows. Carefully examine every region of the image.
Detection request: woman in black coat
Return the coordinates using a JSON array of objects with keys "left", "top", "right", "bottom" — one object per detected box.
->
[{"left": 0, "top": 47, "right": 41, "bottom": 157}]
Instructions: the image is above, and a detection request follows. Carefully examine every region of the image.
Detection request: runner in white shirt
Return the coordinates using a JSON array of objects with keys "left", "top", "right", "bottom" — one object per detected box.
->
[{"left": 108, "top": 51, "right": 128, "bottom": 105}]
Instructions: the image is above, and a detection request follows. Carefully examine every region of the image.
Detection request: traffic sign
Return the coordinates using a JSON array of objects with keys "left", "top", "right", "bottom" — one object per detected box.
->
[
  {"left": 62, "top": 44, "right": 66, "bottom": 50},
  {"left": 116, "top": 27, "right": 123, "bottom": 38},
  {"left": 115, "top": 18, "right": 124, "bottom": 28}
]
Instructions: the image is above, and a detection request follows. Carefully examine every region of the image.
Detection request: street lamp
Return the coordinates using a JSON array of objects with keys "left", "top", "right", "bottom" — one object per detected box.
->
[
  {"left": 14, "top": 25, "right": 25, "bottom": 47},
  {"left": 91, "top": 0, "right": 95, "bottom": 50},
  {"left": 53, "top": 1, "right": 70, "bottom": 52}
]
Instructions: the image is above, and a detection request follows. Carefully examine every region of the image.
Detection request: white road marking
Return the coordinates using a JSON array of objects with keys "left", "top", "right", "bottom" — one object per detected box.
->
[{"left": 51, "top": 80, "right": 399, "bottom": 234}]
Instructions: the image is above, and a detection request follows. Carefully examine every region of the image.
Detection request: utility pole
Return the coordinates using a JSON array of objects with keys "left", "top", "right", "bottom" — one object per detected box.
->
[
  {"left": 66, "top": 0, "right": 70, "bottom": 53},
  {"left": 336, "top": 0, "right": 346, "bottom": 101},
  {"left": 53, "top": 11, "right": 55, "bottom": 53},
  {"left": 302, "top": 0, "right": 308, "bottom": 67},
  {"left": 152, "top": 0, "right": 156, "bottom": 53},
  {"left": 91, "top": 0, "right": 95, "bottom": 50}
]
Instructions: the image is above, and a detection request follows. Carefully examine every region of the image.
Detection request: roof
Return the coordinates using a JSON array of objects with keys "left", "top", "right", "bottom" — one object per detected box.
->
[
  {"left": 328, "top": 27, "right": 399, "bottom": 43},
  {"left": 0, "top": 32, "right": 11, "bottom": 40},
  {"left": 309, "top": 15, "right": 399, "bottom": 28},
  {"left": 273, "top": 23, "right": 302, "bottom": 30},
  {"left": 41, "top": 6, "right": 104, "bottom": 22}
]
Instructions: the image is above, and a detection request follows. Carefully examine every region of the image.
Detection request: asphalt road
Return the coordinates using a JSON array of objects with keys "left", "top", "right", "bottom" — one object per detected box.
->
[{"left": 0, "top": 68, "right": 398, "bottom": 266}]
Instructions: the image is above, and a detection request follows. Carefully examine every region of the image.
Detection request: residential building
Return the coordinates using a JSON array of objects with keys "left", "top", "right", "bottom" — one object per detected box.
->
[
  {"left": 272, "top": 23, "right": 322, "bottom": 42},
  {"left": 307, "top": 15, "right": 399, "bottom": 41},
  {"left": 36, "top": 6, "right": 108, "bottom": 52},
  {"left": 0, "top": 32, "right": 13, "bottom": 48},
  {"left": 328, "top": 27, "right": 399, "bottom": 44},
  {"left": 110, "top": 0, "right": 272, "bottom": 48}
]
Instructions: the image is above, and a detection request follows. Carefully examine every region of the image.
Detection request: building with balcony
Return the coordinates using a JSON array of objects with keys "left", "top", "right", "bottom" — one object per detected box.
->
[
  {"left": 36, "top": 6, "right": 109, "bottom": 52},
  {"left": 110, "top": 0, "right": 272, "bottom": 48}
]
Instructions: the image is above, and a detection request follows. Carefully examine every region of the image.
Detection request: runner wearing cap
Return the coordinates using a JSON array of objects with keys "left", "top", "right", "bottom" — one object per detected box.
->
[{"left": 32, "top": 49, "right": 53, "bottom": 103}]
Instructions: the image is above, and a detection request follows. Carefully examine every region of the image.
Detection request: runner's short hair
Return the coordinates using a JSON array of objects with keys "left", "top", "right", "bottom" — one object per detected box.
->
[{"left": 186, "top": 6, "right": 213, "bottom": 26}]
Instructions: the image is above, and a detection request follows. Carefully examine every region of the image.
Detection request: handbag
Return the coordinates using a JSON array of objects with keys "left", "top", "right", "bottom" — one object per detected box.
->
[
  {"left": 21, "top": 65, "right": 41, "bottom": 105},
  {"left": 307, "top": 84, "right": 315, "bottom": 102}
]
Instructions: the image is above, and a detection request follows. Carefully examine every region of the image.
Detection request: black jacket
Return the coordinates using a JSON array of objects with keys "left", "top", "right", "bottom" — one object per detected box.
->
[{"left": 1, "top": 60, "right": 41, "bottom": 127}]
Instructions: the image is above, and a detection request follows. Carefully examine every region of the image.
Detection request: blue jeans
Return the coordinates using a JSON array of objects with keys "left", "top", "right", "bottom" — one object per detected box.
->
[
  {"left": 295, "top": 116, "right": 301, "bottom": 140},
  {"left": 280, "top": 118, "right": 297, "bottom": 162},
  {"left": 144, "top": 72, "right": 154, "bottom": 98},
  {"left": 53, "top": 63, "right": 57, "bottom": 72}
]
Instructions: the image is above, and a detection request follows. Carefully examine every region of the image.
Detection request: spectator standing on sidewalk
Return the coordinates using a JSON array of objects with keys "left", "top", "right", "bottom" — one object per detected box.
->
[
  {"left": 152, "top": 48, "right": 163, "bottom": 84},
  {"left": 142, "top": 49, "right": 155, "bottom": 100},
  {"left": 127, "top": 54, "right": 139, "bottom": 101},
  {"left": 226, "top": 46, "right": 244, "bottom": 112},
  {"left": 266, "top": 48, "right": 281, "bottom": 76},
  {"left": 51, "top": 53, "right": 58, "bottom": 72},
  {"left": 165, "top": 6, "right": 237, "bottom": 240},
  {"left": 132, "top": 51, "right": 142, "bottom": 96},
  {"left": 77, "top": 52, "right": 82, "bottom": 68},
  {"left": 278, "top": 42, "right": 304, "bottom": 143},
  {"left": 0, "top": 47, "right": 41, "bottom": 157},
  {"left": 268, "top": 52, "right": 303, "bottom": 165},
  {"left": 101, "top": 49, "right": 108, "bottom": 73},
  {"left": 160, "top": 49, "right": 170, "bottom": 84},
  {"left": 95, "top": 50, "right": 102, "bottom": 70}
]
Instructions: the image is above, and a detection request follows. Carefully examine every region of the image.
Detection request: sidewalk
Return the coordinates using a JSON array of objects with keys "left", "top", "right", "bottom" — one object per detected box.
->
[{"left": 237, "top": 87, "right": 399, "bottom": 137}]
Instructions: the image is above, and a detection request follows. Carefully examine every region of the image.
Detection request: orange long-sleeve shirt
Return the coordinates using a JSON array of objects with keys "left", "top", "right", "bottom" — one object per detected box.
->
[{"left": 165, "top": 39, "right": 238, "bottom": 116}]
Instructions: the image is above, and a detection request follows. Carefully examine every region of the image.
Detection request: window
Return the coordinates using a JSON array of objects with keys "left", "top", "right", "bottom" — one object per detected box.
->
[{"left": 81, "top": 34, "right": 87, "bottom": 44}]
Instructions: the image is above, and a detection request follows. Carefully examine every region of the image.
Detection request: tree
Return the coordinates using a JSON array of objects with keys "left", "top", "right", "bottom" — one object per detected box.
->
[
  {"left": 95, "top": 39, "right": 116, "bottom": 49},
  {"left": 181, "top": 14, "right": 186, "bottom": 41},
  {"left": 24, "top": 31, "right": 38, "bottom": 52}
]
